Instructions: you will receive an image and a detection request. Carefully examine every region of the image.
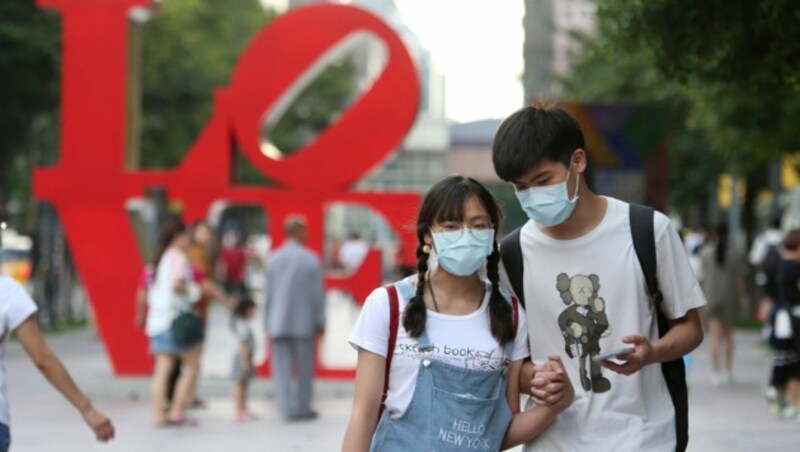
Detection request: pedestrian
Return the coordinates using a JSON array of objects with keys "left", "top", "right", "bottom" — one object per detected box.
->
[
  {"left": 146, "top": 219, "right": 203, "bottom": 427},
  {"left": 219, "top": 229, "right": 249, "bottom": 297},
  {"left": 772, "top": 228, "right": 800, "bottom": 419},
  {"left": 700, "top": 223, "right": 746, "bottom": 385},
  {"left": 492, "top": 105, "right": 705, "bottom": 451},
  {"left": 231, "top": 297, "right": 258, "bottom": 422},
  {"left": 341, "top": 176, "right": 574, "bottom": 451},
  {"left": 0, "top": 274, "right": 115, "bottom": 450},
  {"left": 749, "top": 217, "right": 785, "bottom": 406},
  {"left": 264, "top": 215, "right": 326, "bottom": 421},
  {"left": 172, "top": 220, "right": 232, "bottom": 410}
]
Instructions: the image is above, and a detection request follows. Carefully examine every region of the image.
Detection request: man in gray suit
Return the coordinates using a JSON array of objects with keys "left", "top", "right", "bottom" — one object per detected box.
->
[{"left": 264, "top": 215, "right": 326, "bottom": 421}]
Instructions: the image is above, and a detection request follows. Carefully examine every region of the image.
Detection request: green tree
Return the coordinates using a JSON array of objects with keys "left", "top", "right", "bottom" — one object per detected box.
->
[
  {"left": 140, "top": 0, "right": 276, "bottom": 169},
  {"left": 0, "top": 1, "right": 60, "bottom": 222},
  {"left": 563, "top": 33, "right": 719, "bottom": 223},
  {"left": 566, "top": 1, "right": 800, "bottom": 233},
  {"left": 599, "top": 0, "right": 800, "bottom": 93},
  {"left": 140, "top": 0, "right": 357, "bottom": 186}
]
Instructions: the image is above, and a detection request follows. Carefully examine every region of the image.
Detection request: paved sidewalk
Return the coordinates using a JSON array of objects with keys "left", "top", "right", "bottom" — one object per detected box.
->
[{"left": 6, "top": 313, "right": 800, "bottom": 450}]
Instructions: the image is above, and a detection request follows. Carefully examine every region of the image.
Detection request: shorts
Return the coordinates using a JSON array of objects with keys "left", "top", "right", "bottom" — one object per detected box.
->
[
  {"left": 150, "top": 329, "right": 192, "bottom": 355},
  {"left": 232, "top": 351, "right": 256, "bottom": 382}
]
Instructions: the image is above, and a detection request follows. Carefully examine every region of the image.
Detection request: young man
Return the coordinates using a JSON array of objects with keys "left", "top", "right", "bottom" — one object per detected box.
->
[{"left": 492, "top": 106, "right": 705, "bottom": 451}]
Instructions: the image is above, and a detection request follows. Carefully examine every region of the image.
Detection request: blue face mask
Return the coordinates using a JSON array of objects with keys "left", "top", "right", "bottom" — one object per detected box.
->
[
  {"left": 515, "top": 163, "right": 580, "bottom": 227},
  {"left": 431, "top": 228, "right": 495, "bottom": 276}
]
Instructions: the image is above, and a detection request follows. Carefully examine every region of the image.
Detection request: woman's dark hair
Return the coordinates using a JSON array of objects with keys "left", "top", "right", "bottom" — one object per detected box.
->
[
  {"left": 233, "top": 298, "right": 256, "bottom": 319},
  {"left": 402, "top": 176, "right": 515, "bottom": 344},
  {"left": 154, "top": 218, "right": 186, "bottom": 269},
  {"left": 714, "top": 223, "right": 729, "bottom": 266},
  {"left": 492, "top": 105, "right": 585, "bottom": 182}
]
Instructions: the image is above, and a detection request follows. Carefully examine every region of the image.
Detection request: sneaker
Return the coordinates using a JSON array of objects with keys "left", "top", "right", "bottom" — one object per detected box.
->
[
  {"left": 721, "top": 371, "right": 734, "bottom": 385},
  {"left": 765, "top": 386, "right": 778, "bottom": 402},
  {"left": 781, "top": 405, "right": 798, "bottom": 420}
]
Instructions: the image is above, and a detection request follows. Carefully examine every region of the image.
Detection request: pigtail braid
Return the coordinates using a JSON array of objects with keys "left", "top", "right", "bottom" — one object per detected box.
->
[
  {"left": 402, "top": 241, "right": 429, "bottom": 337},
  {"left": 486, "top": 240, "right": 515, "bottom": 344}
]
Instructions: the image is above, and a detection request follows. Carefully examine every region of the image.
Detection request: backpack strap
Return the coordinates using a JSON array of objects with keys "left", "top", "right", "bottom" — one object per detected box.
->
[
  {"left": 500, "top": 227, "right": 525, "bottom": 307},
  {"left": 629, "top": 203, "right": 688, "bottom": 452},
  {"left": 379, "top": 284, "right": 400, "bottom": 421},
  {"left": 629, "top": 204, "right": 663, "bottom": 309}
]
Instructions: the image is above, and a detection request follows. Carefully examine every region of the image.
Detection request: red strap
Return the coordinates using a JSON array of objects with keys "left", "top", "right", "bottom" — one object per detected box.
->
[{"left": 379, "top": 284, "right": 400, "bottom": 421}]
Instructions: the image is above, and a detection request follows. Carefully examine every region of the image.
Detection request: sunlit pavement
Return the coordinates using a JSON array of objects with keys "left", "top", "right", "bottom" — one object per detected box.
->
[{"left": 6, "top": 300, "right": 800, "bottom": 451}]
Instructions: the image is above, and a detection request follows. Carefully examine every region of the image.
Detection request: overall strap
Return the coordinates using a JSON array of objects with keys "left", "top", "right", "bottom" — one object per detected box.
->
[
  {"left": 379, "top": 284, "right": 400, "bottom": 420},
  {"left": 500, "top": 227, "right": 525, "bottom": 308}
]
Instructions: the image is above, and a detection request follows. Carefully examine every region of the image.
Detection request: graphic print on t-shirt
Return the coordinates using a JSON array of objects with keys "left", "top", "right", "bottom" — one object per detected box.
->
[{"left": 555, "top": 273, "right": 611, "bottom": 393}]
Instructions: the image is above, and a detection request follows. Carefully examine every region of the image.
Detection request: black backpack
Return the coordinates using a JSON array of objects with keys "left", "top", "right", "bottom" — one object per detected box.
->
[{"left": 500, "top": 203, "right": 689, "bottom": 452}]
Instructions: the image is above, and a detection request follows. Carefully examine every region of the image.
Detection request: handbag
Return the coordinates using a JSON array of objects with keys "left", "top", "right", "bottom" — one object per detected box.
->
[
  {"left": 775, "top": 308, "right": 793, "bottom": 339},
  {"left": 171, "top": 311, "right": 204, "bottom": 347}
]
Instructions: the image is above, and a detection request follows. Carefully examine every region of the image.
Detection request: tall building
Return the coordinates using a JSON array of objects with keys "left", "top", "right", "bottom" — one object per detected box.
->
[{"left": 523, "top": 0, "right": 596, "bottom": 103}]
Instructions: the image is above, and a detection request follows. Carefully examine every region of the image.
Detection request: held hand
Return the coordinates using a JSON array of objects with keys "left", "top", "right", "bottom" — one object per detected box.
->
[
  {"left": 530, "top": 356, "right": 567, "bottom": 406},
  {"left": 81, "top": 405, "right": 115, "bottom": 442},
  {"left": 551, "top": 361, "right": 575, "bottom": 413},
  {"left": 600, "top": 334, "right": 653, "bottom": 376}
]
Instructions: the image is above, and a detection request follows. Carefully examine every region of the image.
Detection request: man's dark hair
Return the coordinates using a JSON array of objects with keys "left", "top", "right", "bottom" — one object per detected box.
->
[{"left": 492, "top": 105, "right": 585, "bottom": 182}]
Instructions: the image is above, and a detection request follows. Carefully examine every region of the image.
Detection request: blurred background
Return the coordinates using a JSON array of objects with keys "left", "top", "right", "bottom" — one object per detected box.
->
[{"left": 1, "top": 0, "right": 798, "bottom": 338}]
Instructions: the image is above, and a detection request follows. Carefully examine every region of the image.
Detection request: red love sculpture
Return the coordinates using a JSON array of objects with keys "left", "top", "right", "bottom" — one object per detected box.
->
[{"left": 34, "top": 0, "right": 421, "bottom": 378}]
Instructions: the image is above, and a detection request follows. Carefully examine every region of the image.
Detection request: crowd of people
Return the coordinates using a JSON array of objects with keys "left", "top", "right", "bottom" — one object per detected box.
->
[
  {"left": 135, "top": 215, "right": 327, "bottom": 427},
  {"left": 681, "top": 214, "right": 800, "bottom": 420}
]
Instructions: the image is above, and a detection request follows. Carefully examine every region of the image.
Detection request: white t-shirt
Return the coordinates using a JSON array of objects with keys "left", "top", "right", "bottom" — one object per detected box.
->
[
  {"left": 349, "top": 278, "right": 530, "bottom": 418},
  {"left": 507, "top": 197, "right": 706, "bottom": 452},
  {"left": 0, "top": 276, "right": 38, "bottom": 426},
  {"left": 146, "top": 248, "right": 194, "bottom": 337}
]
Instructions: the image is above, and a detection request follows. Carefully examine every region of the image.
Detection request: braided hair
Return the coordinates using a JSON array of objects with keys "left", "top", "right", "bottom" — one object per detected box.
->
[{"left": 402, "top": 176, "right": 515, "bottom": 344}]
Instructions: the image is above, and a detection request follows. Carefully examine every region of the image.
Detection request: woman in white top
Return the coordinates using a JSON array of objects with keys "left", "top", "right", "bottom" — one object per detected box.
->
[
  {"left": 0, "top": 275, "right": 114, "bottom": 450},
  {"left": 342, "top": 176, "right": 574, "bottom": 451},
  {"left": 146, "top": 219, "right": 202, "bottom": 426}
]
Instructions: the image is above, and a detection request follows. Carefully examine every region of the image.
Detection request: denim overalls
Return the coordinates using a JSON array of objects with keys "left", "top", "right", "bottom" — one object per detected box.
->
[{"left": 371, "top": 281, "right": 514, "bottom": 451}]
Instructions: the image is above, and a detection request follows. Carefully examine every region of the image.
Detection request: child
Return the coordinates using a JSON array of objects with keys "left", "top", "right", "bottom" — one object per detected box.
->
[
  {"left": 231, "top": 298, "right": 258, "bottom": 421},
  {"left": 341, "top": 176, "right": 573, "bottom": 451}
]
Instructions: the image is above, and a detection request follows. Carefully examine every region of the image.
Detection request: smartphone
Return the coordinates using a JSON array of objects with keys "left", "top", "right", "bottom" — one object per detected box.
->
[{"left": 592, "top": 346, "right": 635, "bottom": 363}]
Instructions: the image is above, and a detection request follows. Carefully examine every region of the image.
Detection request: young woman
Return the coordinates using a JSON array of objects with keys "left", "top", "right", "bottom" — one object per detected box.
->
[
  {"left": 146, "top": 219, "right": 203, "bottom": 426},
  {"left": 342, "top": 176, "right": 573, "bottom": 451},
  {"left": 700, "top": 223, "right": 745, "bottom": 384}
]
